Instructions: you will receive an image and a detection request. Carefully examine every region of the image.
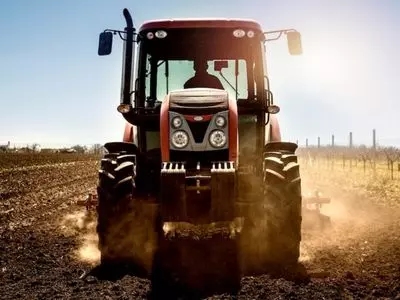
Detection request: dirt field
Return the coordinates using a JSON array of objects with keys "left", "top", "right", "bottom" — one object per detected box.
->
[{"left": 0, "top": 153, "right": 399, "bottom": 299}]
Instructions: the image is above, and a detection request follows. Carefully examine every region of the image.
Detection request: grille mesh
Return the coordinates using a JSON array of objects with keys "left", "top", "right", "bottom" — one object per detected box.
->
[{"left": 187, "top": 121, "right": 210, "bottom": 143}]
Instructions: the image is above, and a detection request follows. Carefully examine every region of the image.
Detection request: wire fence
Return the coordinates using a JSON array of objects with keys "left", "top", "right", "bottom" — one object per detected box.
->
[
  {"left": 297, "top": 145, "right": 400, "bottom": 180},
  {"left": 294, "top": 129, "right": 400, "bottom": 149},
  {"left": 293, "top": 129, "right": 400, "bottom": 180}
]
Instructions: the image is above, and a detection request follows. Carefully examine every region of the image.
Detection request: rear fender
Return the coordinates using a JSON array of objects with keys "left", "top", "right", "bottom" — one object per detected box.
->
[
  {"left": 264, "top": 142, "right": 298, "bottom": 154},
  {"left": 269, "top": 114, "right": 281, "bottom": 142},
  {"left": 123, "top": 122, "right": 138, "bottom": 144},
  {"left": 104, "top": 142, "right": 139, "bottom": 154}
]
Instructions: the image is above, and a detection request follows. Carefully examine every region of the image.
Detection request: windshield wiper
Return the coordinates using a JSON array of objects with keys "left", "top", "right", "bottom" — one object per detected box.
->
[{"left": 218, "top": 70, "right": 238, "bottom": 99}]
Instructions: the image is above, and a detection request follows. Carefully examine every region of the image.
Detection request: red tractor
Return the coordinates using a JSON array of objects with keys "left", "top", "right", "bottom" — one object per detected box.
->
[{"left": 94, "top": 8, "right": 306, "bottom": 296}]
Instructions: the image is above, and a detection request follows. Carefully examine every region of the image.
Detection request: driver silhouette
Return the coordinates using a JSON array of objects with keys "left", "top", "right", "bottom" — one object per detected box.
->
[{"left": 184, "top": 59, "right": 224, "bottom": 89}]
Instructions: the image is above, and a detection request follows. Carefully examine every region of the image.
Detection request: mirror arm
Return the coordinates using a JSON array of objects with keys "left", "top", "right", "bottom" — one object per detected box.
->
[
  {"left": 264, "top": 28, "right": 297, "bottom": 42},
  {"left": 103, "top": 29, "right": 138, "bottom": 42},
  {"left": 265, "top": 31, "right": 283, "bottom": 42}
]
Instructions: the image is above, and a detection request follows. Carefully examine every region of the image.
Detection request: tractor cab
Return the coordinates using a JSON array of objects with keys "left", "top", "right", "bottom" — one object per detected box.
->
[
  {"left": 98, "top": 11, "right": 302, "bottom": 172},
  {"left": 137, "top": 19, "right": 264, "bottom": 107}
]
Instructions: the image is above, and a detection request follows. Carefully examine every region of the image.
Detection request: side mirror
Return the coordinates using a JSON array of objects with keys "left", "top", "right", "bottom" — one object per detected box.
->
[
  {"left": 214, "top": 60, "right": 229, "bottom": 72},
  {"left": 287, "top": 31, "right": 302, "bottom": 55},
  {"left": 98, "top": 32, "right": 113, "bottom": 56}
]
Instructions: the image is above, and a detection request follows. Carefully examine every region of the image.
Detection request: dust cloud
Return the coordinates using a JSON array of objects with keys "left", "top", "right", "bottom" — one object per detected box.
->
[
  {"left": 59, "top": 210, "right": 100, "bottom": 264},
  {"left": 298, "top": 167, "right": 399, "bottom": 275},
  {"left": 57, "top": 167, "right": 397, "bottom": 279}
]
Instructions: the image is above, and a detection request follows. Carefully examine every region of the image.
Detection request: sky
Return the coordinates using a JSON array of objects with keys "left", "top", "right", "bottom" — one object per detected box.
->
[{"left": 0, "top": 0, "right": 399, "bottom": 148}]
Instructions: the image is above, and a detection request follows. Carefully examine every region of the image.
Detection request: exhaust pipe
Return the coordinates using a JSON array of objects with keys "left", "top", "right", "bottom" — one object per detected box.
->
[{"left": 119, "top": 9, "right": 136, "bottom": 110}]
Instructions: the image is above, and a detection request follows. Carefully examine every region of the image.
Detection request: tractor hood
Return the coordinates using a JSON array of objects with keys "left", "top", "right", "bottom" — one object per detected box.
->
[
  {"left": 168, "top": 88, "right": 229, "bottom": 115},
  {"left": 160, "top": 88, "right": 238, "bottom": 163}
]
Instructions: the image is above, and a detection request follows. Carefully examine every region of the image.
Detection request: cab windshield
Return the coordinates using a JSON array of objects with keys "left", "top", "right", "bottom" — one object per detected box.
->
[{"left": 137, "top": 28, "right": 264, "bottom": 106}]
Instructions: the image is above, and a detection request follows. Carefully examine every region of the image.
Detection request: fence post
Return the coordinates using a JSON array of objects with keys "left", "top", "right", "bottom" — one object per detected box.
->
[
  {"left": 349, "top": 132, "right": 353, "bottom": 148},
  {"left": 349, "top": 132, "right": 353, "bottom": 171},
  {"left": 372, "top": 129, "right": 376, "bottom": 150}
]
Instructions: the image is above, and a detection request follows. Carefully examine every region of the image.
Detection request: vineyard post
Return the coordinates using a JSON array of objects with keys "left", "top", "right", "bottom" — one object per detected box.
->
[
  {"left": 317, "top": 137, "right": 320, "bottom": 167},
  {"left": 372, "top": 129, "right": 376, "bottom": 150},
  {"left": 372, "top": 129, "right": 377, "bottom": 176},
  {"left": 349, "top": 132, "right": 353, "bottom": 148},
  {"left": 331, "top": 134, "right": 335, "bottom": 169},
  {"left": 349, "top": 132, "right": 353, "bottom": 171}
]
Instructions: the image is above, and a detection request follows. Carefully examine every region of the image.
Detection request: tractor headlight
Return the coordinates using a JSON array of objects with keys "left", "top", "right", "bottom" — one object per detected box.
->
[
  {"left": 171, "top": 116, "right": 183, "bottom": 129},
  {"left": 209, "top": 130, "right": 227, "bottom": 148},
  {"left": 215, "top": 116, "right": 226, "bottom": 128},
  {"left": 171, "top": 130, "right": 189, "bottom": 149}
]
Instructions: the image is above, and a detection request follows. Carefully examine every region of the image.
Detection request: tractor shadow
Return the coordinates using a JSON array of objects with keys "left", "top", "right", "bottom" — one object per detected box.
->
[
  {"left": 146, "top": 261, "right": 311, "bottom": 300},
  {"left": 86, "top": 238, "right": 311, "bottom": 300},
  {"left": 148, "top": 235, "right": 241, "bottom": 300}
]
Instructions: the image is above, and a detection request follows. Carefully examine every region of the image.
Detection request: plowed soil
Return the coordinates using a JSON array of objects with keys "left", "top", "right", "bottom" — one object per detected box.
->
[{"left": 0, "top": 157, "right": 399, "bottom": 299}]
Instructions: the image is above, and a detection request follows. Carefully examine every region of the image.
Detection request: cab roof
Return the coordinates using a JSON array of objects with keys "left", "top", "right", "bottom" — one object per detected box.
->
[{"left": 139, "top": 19, "right": 263, "bottom": 32}]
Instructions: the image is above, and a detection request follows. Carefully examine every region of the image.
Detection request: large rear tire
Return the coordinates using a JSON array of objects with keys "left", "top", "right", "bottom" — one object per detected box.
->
[
  {"left": 241, "top": 149, "right": 302, "bottom": 273},
  {"left": 263, "top": 152, "right": 302, "bottom": 264}
]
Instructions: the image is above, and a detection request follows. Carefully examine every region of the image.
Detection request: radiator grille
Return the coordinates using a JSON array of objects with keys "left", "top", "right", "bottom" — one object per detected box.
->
[{"left": 187, "top": 121, "right": 210, "bottom": 143}]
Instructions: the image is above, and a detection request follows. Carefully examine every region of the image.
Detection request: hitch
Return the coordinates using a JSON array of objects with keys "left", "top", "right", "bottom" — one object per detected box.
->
[
  {"left": 303, "top": 191, "right": 330, "bottom": 212},
  {"left": 77, "top": 193, "right": 98, "bottom": 211},
  {"left": 302, "top": 191, "right": 331, "bottom": 230}
]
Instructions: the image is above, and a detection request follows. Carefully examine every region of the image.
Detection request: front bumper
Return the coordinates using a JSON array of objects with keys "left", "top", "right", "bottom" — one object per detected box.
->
[{"left": 160, "top": 161, "right": 236, "bottom": 223}]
